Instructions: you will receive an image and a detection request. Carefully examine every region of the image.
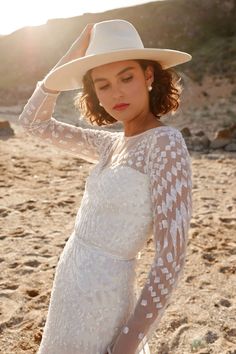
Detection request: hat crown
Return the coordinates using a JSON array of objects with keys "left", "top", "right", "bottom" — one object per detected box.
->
[{"left": 86, "top": 20, "right": 144, "bottom": 56}]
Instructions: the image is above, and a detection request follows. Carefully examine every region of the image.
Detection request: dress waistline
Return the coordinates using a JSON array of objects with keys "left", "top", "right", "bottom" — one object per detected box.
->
[{"left": 76, "top": 236, "right": 137, "bottom": 262}]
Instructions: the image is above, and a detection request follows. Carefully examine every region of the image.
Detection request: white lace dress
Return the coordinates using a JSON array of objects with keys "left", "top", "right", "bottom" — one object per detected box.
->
[{"left": 18, "top": 82, "right": 192, "bottom": 354}]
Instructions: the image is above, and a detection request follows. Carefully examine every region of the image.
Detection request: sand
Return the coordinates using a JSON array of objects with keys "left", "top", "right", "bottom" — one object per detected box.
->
[{"left": 0, "top": 116, "right": 236, "bottom": 354}]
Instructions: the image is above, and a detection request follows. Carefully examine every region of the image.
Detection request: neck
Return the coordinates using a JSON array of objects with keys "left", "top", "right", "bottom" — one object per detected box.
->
[{"left": 123, "top": 111, "right": 165, "bottom": 137}]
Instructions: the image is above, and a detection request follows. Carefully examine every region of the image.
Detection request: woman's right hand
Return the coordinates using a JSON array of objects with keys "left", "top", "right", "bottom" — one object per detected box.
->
[
  {"left": 41, "top": 23, "right": 94, "bottom": 93},
  {"left": 51, "top": 23, "right": 94, "bottom": 71}
]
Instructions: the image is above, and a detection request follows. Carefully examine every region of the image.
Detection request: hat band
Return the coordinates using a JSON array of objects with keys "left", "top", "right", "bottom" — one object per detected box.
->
[{"left": 86, "top": 44, "right": 145, "bottom": 56}]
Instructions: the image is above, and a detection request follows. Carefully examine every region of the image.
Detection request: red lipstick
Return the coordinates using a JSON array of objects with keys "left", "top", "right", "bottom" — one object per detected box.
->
[{"left": 113, "top": 103, "right": 130, "bottom": 111}]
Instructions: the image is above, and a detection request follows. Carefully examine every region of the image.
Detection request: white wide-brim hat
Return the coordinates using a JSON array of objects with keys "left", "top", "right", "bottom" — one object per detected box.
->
[{"left": 44, "top": 19, "right": 192, "bottom": 91}]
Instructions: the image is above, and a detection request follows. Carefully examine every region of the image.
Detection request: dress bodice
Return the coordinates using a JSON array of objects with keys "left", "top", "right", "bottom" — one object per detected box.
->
[{"left": 75, "top": 163, "right": 153, "bottom": 260}]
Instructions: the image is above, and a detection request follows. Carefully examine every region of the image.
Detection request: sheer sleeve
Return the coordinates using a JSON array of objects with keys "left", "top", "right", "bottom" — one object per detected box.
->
[
  {"left": 18, "top": 82, "right": 117, "bottom": 164},
  {"left": 111, "top": 130, "right": 193, "bottom": 354}
]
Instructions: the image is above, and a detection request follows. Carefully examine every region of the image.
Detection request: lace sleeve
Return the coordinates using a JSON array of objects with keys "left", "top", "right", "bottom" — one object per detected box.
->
[
  {"left": 111, "top": 130, "right": 193, "bottom": 354},
  {"left": 18, "top": 82, "right": 117, "bottom": 163}
]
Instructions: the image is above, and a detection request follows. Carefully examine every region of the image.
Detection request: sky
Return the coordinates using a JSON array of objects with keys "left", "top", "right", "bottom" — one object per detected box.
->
[{"left": 0, "top": 0, "right": 161, "bottom": 35}]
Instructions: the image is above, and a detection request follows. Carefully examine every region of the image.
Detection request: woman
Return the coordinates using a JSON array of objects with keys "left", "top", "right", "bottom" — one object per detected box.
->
[{"left": 19, "top": 19, "right": 193, "bottom": 354}]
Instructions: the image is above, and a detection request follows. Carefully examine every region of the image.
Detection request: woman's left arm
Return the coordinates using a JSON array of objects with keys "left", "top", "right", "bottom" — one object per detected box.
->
[{"left": 111, "top": 130, "right": 193, "bottom": 354}]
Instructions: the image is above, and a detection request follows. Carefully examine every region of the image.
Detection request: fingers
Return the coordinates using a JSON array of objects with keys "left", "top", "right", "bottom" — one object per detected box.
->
[
  {"left": 51, "top": 22, "right": 95, "bottom": 70},
  {"left": 84, "top": 23, "right": 95, "bottom": 31},
  {"left": 79, "top": 23, "right": 94, "bottom": 40},
  {"left": 71, "top": 23, "right": 94, "bottom": 49},
  {"left": 78, "top": 23, "right": 94, "bottom": 39},
  {"left": 63, "top": 23, "right": 95, "bottom": 61},
  {"left": 46, "top": 22, "right": 96, "bottom": 73}
]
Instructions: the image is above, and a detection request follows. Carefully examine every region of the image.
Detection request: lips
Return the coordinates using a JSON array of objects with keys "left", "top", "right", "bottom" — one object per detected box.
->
[{"left": 113, "top": 103, "right": 130, "bottom": 111}]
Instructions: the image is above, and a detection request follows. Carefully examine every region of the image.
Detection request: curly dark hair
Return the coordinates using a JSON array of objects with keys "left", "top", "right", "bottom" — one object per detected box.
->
[{"left": 74, "top": 59, "right": 182, "bottom": 126}]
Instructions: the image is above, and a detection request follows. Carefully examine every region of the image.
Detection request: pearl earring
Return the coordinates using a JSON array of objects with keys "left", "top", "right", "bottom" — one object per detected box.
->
[
  {"left": 99, "top": 102, "right": 103, "bottom": 107},
  {"left": 148, "top": 85, "right": 153, "bottom": 92}
]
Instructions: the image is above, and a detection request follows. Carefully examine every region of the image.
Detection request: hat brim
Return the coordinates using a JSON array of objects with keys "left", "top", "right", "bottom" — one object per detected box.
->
[{"left": 44, "top": 48, "right": 192, "bottom": 91}]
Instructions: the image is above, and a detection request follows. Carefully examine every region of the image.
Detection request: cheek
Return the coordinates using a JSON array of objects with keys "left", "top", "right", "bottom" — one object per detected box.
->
[
  {"left": 129, "top": 79, "right": 147, "bottom": 97},
  {"left": 130, "top": 82, "right": 148, "bottom": 106},
  {"left": 95, "top": 90, "right": 110, "bottom": 105}
]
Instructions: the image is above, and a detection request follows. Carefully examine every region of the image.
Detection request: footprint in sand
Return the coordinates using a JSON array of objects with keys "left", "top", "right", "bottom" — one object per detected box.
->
[
  {"left": 12, "top": 199, "right": 37, "bottom": 212},
  {"left": 25, "top": 289, "right": 39, "bottom": 298},
  {"left": 13, "top": 162, "right": 31, "bottom": 175},
  {"left": 16, "top": 268, "right": 34, "bottom": 275},
  {"left": 223, "top": 327, "right": 236, "bottom": 344},
  {"left": 30, "top": 293, "right": 50, "bottom": 310},
  {"left": 169, "top": 316, "right": 188, "bottom": 331},
  {"left": 23, "top": 260, "right": 41, "bottom": 268},
  {"left": 8, "top": 227, "right": 25, "bottom": 237},
  {"left": 219, "top": 265, "right": 236, "bottom": 274},
  {"left": 4, "top": 315, "right": 25, "bottom": 330},
  {"left": 217, "top": 298, "right": 232, "bottom": 308},
  {"left": 219, "top": 241, "right": 236, "bottom": 256},
  {"left": 1, "top": 283, "right": 19, "bottom": 291},
  {"left": 56, "top": 197, "right": 75, "bottom": 207},
  {"left": 202, "top": 252, "right": 217, "bottom": 263},
  {"left": 0, "top": 295, "right": 20, "bottom": 328},
  {"left": 185, "top": 275, "right": 195, "bottom": 283},
  {"left": 0, "top": 207, "right": 12, "bottom": 217},
  {"left": 8, "top": 262, "right": 20, "bottom": 269},
  {"left": 8, "top": 227, "right": 32, "bottom": 238}
]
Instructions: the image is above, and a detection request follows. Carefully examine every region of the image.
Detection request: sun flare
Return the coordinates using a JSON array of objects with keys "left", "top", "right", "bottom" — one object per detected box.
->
[{"left": 0, "top": 0, "right": 159, "bottom": 35}]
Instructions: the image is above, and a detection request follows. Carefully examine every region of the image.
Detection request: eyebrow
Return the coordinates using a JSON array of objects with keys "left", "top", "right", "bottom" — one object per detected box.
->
[{"left": 93, "top": 66, "right": 135, "bottom": 84}]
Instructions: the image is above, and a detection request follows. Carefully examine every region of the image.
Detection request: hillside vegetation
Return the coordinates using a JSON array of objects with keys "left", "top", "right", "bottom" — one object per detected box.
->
[{"left": 0, "top": 0, "right": 235, "bottom": 104}]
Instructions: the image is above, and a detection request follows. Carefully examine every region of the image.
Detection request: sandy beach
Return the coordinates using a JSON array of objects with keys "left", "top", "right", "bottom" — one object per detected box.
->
[
  {"left": 0, "top": 0, "right": 235, "bottom": 350},
  {"left": 0, "top": 117, "right": 235, "bottom": 354}
]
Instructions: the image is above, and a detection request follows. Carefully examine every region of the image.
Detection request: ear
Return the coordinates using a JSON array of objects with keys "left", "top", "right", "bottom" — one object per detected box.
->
[{"left": 144, "top": 65, "right": 154, "bottom": 87}]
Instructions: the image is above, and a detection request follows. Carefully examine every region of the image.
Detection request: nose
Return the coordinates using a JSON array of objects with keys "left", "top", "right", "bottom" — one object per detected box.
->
[{"left": 111, "top": 84, "right": 124, "bottom": 100}]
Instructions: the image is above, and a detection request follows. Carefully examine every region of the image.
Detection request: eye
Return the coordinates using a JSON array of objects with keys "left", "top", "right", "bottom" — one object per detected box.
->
[
  {"left": 98, "top": 83, "right": 110, "bottom": 91},
  {"left": 122, "top": 75, "right": 133, "bottom": 82}
]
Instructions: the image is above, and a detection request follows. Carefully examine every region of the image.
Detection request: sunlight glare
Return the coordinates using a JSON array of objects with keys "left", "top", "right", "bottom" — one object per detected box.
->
[{"left": 0, "top": 0, "right": 159, "bottom": 35}]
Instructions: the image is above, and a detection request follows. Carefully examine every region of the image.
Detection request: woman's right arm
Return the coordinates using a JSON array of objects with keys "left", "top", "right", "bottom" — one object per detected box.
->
[
  {"left": 18, "top": 23, "right": 118, "bottom": 163},
  {"left": 18, "top": 81, "right": 116, "bottom": 164}
]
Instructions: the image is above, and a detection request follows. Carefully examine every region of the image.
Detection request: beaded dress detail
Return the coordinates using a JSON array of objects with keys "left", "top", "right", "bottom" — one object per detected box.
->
[{"left": 18, "top": 83, "right": 192, "bottom": 354}]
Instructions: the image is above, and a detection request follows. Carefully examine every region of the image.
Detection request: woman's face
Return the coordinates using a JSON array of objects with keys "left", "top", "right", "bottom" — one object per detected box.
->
[{"left": 91, "top": 60, "right": 153, "bottom": 123}]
